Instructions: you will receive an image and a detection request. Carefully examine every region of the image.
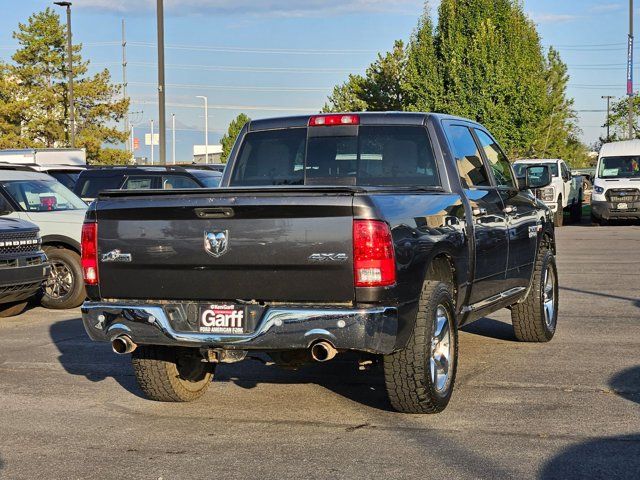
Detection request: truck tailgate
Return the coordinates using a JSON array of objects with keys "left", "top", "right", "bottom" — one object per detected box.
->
[{"left": 95, "top": 190, "right": 356, "bottom": 303}]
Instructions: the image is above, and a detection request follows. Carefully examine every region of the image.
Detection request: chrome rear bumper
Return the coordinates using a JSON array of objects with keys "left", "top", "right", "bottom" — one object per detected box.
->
[{"left": 81, "top": 302, "right": 398, "bottom": 354}]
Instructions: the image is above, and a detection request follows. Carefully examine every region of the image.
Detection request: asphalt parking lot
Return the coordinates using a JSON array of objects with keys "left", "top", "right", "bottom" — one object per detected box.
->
[{"left": 0, "top": 223, "right": 639, "bottom": 480}]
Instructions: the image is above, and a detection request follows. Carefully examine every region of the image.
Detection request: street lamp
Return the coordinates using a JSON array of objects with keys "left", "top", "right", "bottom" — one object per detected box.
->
[
  {"left": 54, "top": 1, "right": 75, "bottom": 147},
  {"left": 196, "top": 96, "right": 208, "bottom": 163}
]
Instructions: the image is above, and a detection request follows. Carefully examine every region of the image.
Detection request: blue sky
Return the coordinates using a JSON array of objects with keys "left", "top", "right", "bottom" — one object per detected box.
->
[{"left": 0, "top": 0, "right": 636, "bottom": 161}]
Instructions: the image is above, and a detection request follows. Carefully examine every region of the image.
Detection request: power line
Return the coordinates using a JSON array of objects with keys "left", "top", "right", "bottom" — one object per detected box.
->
[
  {"left": 128, "top": 81, "right": 330, "bottom": 92},
  {"left": 131, "top": 99, "right": 319, "bottom": 112},
  {"left": 127, "top": 41, "right": 377, "bottom": 55},
  {"left": 124, "top": 61, "right": 358, "bottom": 74}
]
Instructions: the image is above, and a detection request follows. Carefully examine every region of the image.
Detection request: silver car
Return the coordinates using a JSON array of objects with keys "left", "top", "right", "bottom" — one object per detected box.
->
[{"left": 0, "top": 170, "right": 87, "bottom": 309}]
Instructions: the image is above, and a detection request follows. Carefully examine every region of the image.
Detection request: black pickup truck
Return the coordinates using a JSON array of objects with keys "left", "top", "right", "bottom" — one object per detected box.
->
[
  {"left": 81, "top": 113, "right": 557, "bottom": 413},
  {"left": 0, "top": 205, "right": 49, "bottom": 317}
]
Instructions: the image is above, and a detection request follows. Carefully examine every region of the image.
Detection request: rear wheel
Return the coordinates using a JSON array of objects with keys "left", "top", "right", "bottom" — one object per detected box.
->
[
  {"left": 132, "top": 346, "right": 214, "bottom": 402},
  {"left": 383, "top": 281, "right": 458, "bottom": 414},
  {"left": 0, "top": 301, "right": 28, "bottom": 318},
  {"left": 511, "top": 245, "right": 558, "bottom": 342},
  {"left": 41, "top": 247, "right": 85, "bottom": 309},
  {"left": 554, "top": 197, "right": 564, "bottom": 227}
]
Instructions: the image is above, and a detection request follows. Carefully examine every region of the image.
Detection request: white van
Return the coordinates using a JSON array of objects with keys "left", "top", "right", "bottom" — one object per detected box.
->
[{"left": 591, "top": 140, "right": 640, "bottom": 225}]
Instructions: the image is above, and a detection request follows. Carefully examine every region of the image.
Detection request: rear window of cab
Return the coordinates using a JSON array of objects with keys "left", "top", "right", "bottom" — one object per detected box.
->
[{"left": 230, "top": 125, "right": 439, "bottom": 188}]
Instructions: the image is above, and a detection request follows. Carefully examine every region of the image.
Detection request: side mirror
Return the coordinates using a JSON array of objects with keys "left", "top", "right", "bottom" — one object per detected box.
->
[{"left": 518, "top": 165, "right": 552, "bottom": 191}]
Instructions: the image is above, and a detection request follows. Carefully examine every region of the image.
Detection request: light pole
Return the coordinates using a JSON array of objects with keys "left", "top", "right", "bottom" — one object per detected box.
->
[
  {"left": 171, "top": 113, "right": 176, "bottom": 164},
  {"left": 602, "top": 95, "right": 615, "bottom": 141},
  {"left": 156, "top": 0, "right": 166, "bottom": 163},
  {"left": 628, "top": 0, "right": 635, "bottom": 139},
  {"left": 54, "top": 1, "right": 75, "bottom": 147},
  {"left": 196, "top": 96, "right": 208, "bottom": 162},
  {"left": 150, "top": 119, "right": 155, "bottom": 165}
]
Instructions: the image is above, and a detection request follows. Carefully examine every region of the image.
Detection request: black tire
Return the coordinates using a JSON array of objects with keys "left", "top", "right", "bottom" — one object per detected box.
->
[
  {"left": 0, "top": 301, "right": 28, "bottom": 318},
  {"left": 554, "top": 197, "right": 564, "bottom": 227},
  {"left": 131, "top": 345, "right": 214, "bottom": 402},
  {"left": 570, "top": 195, "right": 583, "bottom": 224},
  {"left": 511, "top": 245, "right": 558, "bottom": 342},
  {"left": 41, "top": 247, "right": 85, "bottom": 309},
  {"left": 383, "top": 281, "right": 458, "bottom": 414}
]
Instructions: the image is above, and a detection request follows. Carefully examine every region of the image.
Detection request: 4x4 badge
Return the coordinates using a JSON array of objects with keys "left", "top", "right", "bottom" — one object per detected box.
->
[{"left": 204, "top": 230, "right": 229, "bottom": 257}]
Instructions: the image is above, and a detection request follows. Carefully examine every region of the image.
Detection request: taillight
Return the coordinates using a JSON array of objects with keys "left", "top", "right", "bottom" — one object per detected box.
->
[
  {"left": 309, "top": 114, "right": 360, "bottom": 127},
  {"left": 353, "top": 220, "right": 396, "bottom": 287},
  {"left": 81, "top": 222, "right": 98, "bottom": 285}
]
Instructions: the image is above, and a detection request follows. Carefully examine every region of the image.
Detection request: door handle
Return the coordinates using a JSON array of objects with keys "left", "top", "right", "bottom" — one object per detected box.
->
[
  {"left": 472, "top": 207, "right": 488, "bottom": 217},
  {"left": 503, "top": 206, "right": 518, "bottom": 214},
  {"left": 195, "top": 207, "right": 235, "bottom": 219}
]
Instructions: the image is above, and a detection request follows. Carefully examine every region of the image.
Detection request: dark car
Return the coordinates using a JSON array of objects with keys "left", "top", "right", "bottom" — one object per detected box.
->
[
  {"left": 0, "top": 198, "right": 49, "bottom": 317},
  {"left": 80, "top": 112, "right": 556, "bottom": 414},
  {"left": 73, "top": 165, "right": 222, "bottom": 203}
]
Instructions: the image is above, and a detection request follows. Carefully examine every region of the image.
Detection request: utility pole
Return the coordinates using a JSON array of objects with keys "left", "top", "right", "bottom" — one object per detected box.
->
[
  {"left": 628, "top": 0, "right": 635, "bottom": 139},
  {"left": 196, "top": 96, "right": 208, "bottom": 162},
  {"left": 156, "top": 0, "right": 167, "bottom": 164},
  {"left": 150, "top": 119, "right": 154, "bottom": 165},
  {"left": 602, "top": 95, "right": 615, "bottom": 141},
  {"left": 54, "top": 2, "right": 75, "bottom": 147},
  {"left": 122, "top": 19, "right": 129, "bottom": 151},
  {"left": 171, "top": 113, "right": 176, "bottom": 164}
]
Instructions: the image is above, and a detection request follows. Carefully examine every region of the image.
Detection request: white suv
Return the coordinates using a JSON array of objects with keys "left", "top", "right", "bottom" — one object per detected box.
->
[{"left": 0, "top": 170, "right": 87, "bottom": 309}]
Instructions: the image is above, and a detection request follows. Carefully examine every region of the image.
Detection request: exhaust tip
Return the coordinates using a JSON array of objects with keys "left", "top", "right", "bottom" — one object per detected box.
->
[
  {"left": 112, "top": 336, "right": 137, "bottom": 354},
  {"left": 311, "top": 341, "right": 337, "bottom": 362}
]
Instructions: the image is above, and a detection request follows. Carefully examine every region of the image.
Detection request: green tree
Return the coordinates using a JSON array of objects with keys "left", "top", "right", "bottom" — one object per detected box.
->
[
  {"left": 323, "top": 41, "right": 408, "bottom": 112},
  {"left": 404, "top": 4, "right": 441, "bottom": 112},
  {"left": 603, "top": 96, "right": 640, "bottom": 143},
  {"left": 220, "top": 113, "right": 251, "bottom": 163},
  {"left": 535, "top": 48, "right": 585, "bottom": 166},
  {"left": 0, "top": 8, "right": 129, "bottom": 164},
  {"left": 323, "top": 0, "right": 585, "bottom": 161}
]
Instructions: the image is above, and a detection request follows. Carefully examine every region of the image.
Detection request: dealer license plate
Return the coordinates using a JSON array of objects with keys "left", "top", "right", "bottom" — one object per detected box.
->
[
  {"left": 198, "top": 304, "right": 245, "bottom": 334},
  {"left": 618, "top": 203, "right": 629, "bottom": 210}
]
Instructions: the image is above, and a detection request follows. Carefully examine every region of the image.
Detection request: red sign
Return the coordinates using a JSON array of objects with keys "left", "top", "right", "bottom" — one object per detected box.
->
[{"left": 133, "top": 137, "right": 140, "bottom": 150}]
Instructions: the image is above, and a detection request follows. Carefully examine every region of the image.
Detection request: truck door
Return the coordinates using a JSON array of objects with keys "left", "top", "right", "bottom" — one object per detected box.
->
[
  {"left": 473, "top": 129, "right": 538, "bottom": 289},
  {"left": 444, "top": 124, "right": 508, "bottom": 304}
]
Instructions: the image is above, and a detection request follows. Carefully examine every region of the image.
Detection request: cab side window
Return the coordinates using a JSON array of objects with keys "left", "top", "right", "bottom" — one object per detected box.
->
[
  {"left": 474, "top": 129, "right": 515, "bottom": 188},
  {"left": 446, "top": 125, "right": 491, "bottom": 188},
  {"left": 123, "top": 176, "right": 154, "bottom": 190},
  {"left": 162, "top": 175, "right": 199, "bottom": 190}
]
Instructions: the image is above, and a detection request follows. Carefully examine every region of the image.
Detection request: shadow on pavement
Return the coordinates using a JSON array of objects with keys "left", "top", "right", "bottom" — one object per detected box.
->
[
  {"left": 48, "top": 318, "right": 144, "bottom": 398},
  {"left": 560, "top": 286, "right": 640, "bottom": 309},
  {"left": 216, "top": 354, "right": 395, "bottom": 411},
  {"left": 539, "top": 366, "right": 640, "bottom": 480},
  {"left": 460, "top": 317, "right": 517, "bottom": 341}
]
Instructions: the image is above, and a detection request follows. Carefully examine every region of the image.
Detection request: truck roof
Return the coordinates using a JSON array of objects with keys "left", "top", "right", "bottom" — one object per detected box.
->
[
  {"left": 248, "top": 112, "right": 483, "bottom": 131},
  {"left": 514, "top": 159, "right": 563, "bottom": 164},
  {"left": 598, "top": 139, "right": 640, "bottom": 158},
  {"left": 0, "top": 148, "right": 86, "bottom": 166}
]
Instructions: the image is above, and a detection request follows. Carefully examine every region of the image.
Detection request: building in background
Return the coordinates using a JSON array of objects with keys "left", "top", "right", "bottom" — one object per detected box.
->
[{"left": 193, "top": 144, "right": 223, "bottom": 164}]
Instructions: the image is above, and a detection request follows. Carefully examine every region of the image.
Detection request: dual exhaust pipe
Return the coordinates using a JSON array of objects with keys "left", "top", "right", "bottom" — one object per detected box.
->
[
  {"left": 111, "top": 335, "right": 337, "bottom": 363},
  {"left": 310, "top": 341, "right": 337, "bottom": 362},
  {"left": 111, "top": 335, "right": 137, "bottom": 355}
]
